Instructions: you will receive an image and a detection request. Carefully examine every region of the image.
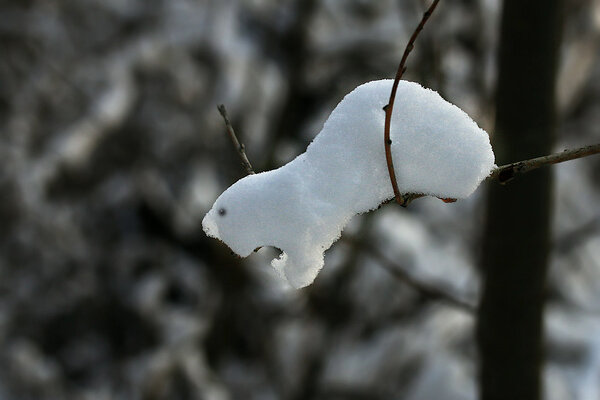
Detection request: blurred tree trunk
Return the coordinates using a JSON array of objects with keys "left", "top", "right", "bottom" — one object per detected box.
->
[{"left": 477, "top": 1, "right": 563, "bottom": 400}]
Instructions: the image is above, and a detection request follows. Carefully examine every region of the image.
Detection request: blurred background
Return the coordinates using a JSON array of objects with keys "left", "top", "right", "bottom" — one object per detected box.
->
[{"left": 1, "top": 0, "right": 600, "bottom": 399}]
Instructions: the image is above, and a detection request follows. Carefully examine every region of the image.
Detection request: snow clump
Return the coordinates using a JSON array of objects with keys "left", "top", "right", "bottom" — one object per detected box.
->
[{"left": 203, "top": 80, "right": 495, "bottom": 288}]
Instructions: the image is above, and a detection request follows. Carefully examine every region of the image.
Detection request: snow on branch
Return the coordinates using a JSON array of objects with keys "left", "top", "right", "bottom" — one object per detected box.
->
[{"left": 210, "top": 79, "right": 496, "bottom": 287}]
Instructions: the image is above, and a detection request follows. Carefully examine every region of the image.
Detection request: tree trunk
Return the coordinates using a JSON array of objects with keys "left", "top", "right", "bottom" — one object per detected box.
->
[{"left": 477, "top": 1, "right": 563, "bottom": 400}]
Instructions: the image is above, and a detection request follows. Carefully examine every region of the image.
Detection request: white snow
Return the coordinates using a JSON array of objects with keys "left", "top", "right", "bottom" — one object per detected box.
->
[{"left": 203, "top": 79, "right": 495, "bottom": 288}]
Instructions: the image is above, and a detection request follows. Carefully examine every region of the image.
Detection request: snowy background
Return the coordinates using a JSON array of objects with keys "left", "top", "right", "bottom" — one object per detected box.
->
[{"left": 1, "top": 0, "right": 600, "bottom": 399}]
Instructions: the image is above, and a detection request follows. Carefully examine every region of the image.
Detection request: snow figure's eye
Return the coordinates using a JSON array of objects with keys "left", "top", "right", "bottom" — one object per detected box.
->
[{"left": 218, "top": 208, "right": 226, "bottom": 216}]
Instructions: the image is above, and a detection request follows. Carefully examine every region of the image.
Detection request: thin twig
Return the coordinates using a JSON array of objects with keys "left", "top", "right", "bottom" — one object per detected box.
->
[
  {"left": 490, "top": 143, "right": 600, "bottom": 184},
  {"left": 217, "top": 104, "right": 255, "bottom": 175},
  {"left": 384, "top": 0, "right": 441, "bottom": 207}
]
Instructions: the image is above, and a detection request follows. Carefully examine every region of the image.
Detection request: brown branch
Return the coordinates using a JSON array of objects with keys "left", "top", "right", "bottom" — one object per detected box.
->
[
  {"left": 217, "top": 104, "right": 255, "bottom": 175},
  {"left": 384, "top": 0, "right": 441, "bottom": 207},
  {"left": 490, "top": 143, "right": 600, "bottom": 184}
]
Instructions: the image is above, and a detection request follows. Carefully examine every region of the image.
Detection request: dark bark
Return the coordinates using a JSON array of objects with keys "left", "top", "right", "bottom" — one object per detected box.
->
[{"left": 477, "top": 1, "right": 563, "bottom": 400}]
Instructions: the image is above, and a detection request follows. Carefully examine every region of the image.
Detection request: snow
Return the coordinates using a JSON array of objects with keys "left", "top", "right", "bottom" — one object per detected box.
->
[{"left": 203, "top": 79, "right": 495, "bottom": 288}]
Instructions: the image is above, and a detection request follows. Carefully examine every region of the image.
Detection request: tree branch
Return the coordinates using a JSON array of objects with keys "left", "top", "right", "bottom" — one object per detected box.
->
[
  {"left": 217, "top": 104, "right": 255, "bottom": 175},
  {"left": 384, "top": 0, "right": 441, "bottom": 207},
  {"left": 490, "top": 143, "right": 600, "bottom": 184}
]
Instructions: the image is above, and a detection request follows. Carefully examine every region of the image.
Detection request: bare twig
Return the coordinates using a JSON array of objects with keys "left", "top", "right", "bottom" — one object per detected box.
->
[
  {"left": 217, "top": 104, "right": 255, "bottom": 175},
  {"left": 490, "top": 143, "right": 600, "bottom": 184},
  {"left": 384, "top": 0, "right": 441, "bottom": 207}
]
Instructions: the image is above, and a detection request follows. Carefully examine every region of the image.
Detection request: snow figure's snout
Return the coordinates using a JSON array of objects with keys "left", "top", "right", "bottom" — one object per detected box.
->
[
  {"left": 201, "top": 170, "right": 326, "bottom": 289},
  {"left": 201, "top": 210, "right": 220, "bottom": 240},
  {"left": 202, "top": 175, "right": 265, "bottom": 258}
]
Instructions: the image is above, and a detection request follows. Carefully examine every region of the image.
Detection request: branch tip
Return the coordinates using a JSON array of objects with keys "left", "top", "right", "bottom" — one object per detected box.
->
[
  {"left": 217, "top": 103, "right": 255, "bottom": 175},
  {"left": 490, "top": 143, "right": 600, "bottom": 183}
]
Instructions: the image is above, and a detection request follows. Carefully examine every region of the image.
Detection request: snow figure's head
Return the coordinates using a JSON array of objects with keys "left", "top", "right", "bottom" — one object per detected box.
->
[{"left": 202, "top": 166, "right": 328, "bottom": 289}]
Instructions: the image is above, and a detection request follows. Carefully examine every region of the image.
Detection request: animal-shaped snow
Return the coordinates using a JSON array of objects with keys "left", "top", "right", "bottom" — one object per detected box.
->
[{"left": 203, "top": 80, "right": 495, "bottom": 288}]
